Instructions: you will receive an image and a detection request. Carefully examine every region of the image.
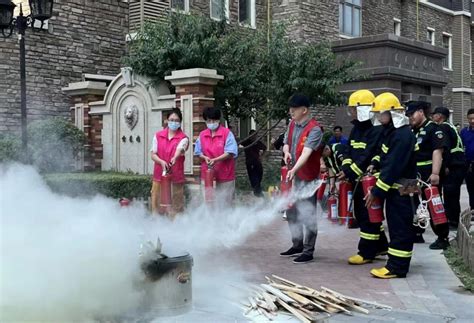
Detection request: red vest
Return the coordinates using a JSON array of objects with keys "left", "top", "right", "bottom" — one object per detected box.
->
[
  {"left": 153, "top": 128, "right": 188, "bottom": 183},
  {"left": 199, "top": 126, "right": 235, "bottom": 182},
  {"left": 287, "top": 118, "right": 323, "bottom": 181}
]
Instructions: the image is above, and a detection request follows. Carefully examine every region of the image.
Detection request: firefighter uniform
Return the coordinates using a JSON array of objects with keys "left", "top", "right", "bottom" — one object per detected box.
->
[
  {"left": 410, "top": 116, "right": 449, "bottom": 245},
  {"left": 369, "top": 93, "right": 418, "bottom": 279},
  {"left": 323, "top": 143, "right": 346, "bottom": 175},
  {"left": 342, "top": 90, "right": 389, "bottom": 264},
  {"left": 436, "top": 112, "right": 466, "bottom": 228}
]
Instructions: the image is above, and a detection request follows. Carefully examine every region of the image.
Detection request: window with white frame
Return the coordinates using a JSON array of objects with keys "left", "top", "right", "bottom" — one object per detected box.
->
[
  {"left": 239, "top": 0, "right": 256, "bottom": 27},
  {"left": 393, "top": 18, "right": 401, "bottom": 36},
  {"left": 211, "top": 0, "right": 229, "bottom": 21},
  {"left": 171, "top": 0, "right": 189, "bottom": 12},
  {"left": 426, "top": 28, "right": 435, "bottom": 45},
  {"left": 339, "top": 0, "right": 361, "bottom": 37},
  {"left": 442, "top": 34, "right": 452, "bottom": 69}
]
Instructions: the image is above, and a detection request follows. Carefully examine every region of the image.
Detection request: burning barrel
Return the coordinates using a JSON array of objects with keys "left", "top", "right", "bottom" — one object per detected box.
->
[{"left": 140, "top": 251, "right": 194, "bottom": 316}]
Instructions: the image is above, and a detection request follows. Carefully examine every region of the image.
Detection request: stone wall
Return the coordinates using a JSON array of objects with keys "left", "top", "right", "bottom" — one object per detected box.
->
[
  {"left": 0, "top": 0, "right": 128, "bottom": 134},
  {"left": 362, "top": 0, "right": 402, "bottom": 36}
]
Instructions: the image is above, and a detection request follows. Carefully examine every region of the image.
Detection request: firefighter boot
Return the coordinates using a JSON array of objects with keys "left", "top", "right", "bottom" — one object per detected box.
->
[
  {"left": 370, "top": 267, "right": 406, "bottom": 279},
  {"left": 348, "top": 254, "right": 373, "bottom": 265}
]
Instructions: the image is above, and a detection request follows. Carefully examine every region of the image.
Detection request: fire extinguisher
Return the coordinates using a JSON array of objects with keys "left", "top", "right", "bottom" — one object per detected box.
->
[
  {"left": 338, "top": 181, "right": 354, "bottom": 225},
  {"left": 327, "top": 194, "right": 338, "bottom": 223},
  {"left": 316, "top": 172, "right": 328, "bottom": 201},
  {"left": 424, "top": 186, "right": 448, "bottom": 225},
  {"left": 119, "top": 197, "right": 130, "bottom": 207},
  {"left": 361, "top": 175, "right": 385, "bottom": 223},
  {"left": 160, "top": 170, "right": 172, "bottom": 214},
  {"left": 204, "top": 164, "right": 215, "bottom": 203},
  {"left": 280, "top": 166, "right": 292, "bottom": 195}
]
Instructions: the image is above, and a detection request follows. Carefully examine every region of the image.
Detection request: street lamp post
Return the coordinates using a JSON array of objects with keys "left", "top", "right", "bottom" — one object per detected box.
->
[{"left": 0, "top": 0, "right": 54, "bottom": 152}]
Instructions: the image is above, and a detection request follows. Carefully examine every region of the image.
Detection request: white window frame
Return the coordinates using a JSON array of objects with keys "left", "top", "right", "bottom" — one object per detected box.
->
[
  {"left": 210, "top": 0, "right": 230, "bottom": 21},
  {"left": 238, "top": 0, "right": 256, "bottom": 28},
  {"left": 393, "top": 18, "right": 401, "bottom": 36},
  {"left": 170, "top": 0, "right": 190, "bottom": 13},
  {"left": 427, "top": 27, "right": 435, "bottom": 45},
  {"left": 442, "top": 32, "right": 453, "bottom": 70},
  {"left": 470, "top": 40, "right": 472, "bottom": 75},
  {"left": 339, "top": 0, "right": 362, "bottom": 38}
]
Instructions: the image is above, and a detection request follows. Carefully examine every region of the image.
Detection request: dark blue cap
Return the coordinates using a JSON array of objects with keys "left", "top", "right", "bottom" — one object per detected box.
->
[
  {"left": 432, "top": 106, "right": 450, "bottom": 119},
  {"left": 289, "top": 94, "right": 311, "bottom": 108},
  {"left": 405, "top": 101, "right": 431, "bottom": 115}
]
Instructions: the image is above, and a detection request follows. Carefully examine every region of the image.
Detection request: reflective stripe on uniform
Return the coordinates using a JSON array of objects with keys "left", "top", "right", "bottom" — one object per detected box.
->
[
  {"left": 376, "top": 179, "right": 391, "bottom": 192},
  {"left": 417, "top": 160, "right": 432, "bottom": 166},
  {"left": 350, "top": 140, "right": 367, "bottom": 149},
  {"left": 415, "top": 144, "right": 420, "bottom": 151},
  {"left": 380, "top": 225, "right": 385, "bottom": 232},
  {"left": 372, "top": 155, "right": 380, "bottom": 162},
  {"left": 451, "top": 147, "right": 464, "bottom": 153},
  {"left": 373, "top": 172, "right": 380, "bottom": 178},
  {"left": 388, "top": 247, "right": 413, "bottom": 258},
  {"left": 342, "top": 158, "right": 352, "bottom": 165},
  {"left": 360, "top": 232, "right": 380, "bottom": 240},
  {"left": 445, "top": 122, "right": 464, "bottom": 154},
  {"left": 382, "top": 144, "right": 389, "bottom": 154},
  {"left": 350, "top": 163, "right": 363, "bottom": 176}
]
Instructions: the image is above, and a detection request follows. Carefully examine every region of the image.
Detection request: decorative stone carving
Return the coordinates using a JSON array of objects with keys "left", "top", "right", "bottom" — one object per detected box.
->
[
  {"left": 121, "top": 67, "right": 135, "bottom": 87},
  {"left": 124, "top": 104, "right": 139, "bottom": 130}
]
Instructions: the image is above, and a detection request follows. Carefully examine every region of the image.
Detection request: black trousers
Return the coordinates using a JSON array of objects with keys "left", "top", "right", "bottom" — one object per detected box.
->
[
  {"left": 353, "top": 183, "right": 388, "bottom": 259},
  {"left": 466, "top": 162, "right": 474, "bottom": 210},
  {"left": 414, "top": 167, "right": 449, "bottom": 240},
  {"left": 246, "top": 161, "right": 263, "bottom": 196},
  {"left": 385, "top": 191, "right": 417, "bottom": 276},
  {"left": 443, "top": 165, "right": 467, "bottom": 226}
]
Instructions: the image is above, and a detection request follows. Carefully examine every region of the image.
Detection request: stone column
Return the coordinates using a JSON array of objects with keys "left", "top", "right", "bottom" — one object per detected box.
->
[
  {"left": 165, "top": 68, "right": 224, "bottom": 184},
  {"left": 62, "top": 81, "right": 107, "bottom": 170}
]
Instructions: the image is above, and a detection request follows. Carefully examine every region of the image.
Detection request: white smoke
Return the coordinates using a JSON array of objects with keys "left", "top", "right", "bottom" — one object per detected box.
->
[{"left": 0, "top": 163, "right": 286, "bottom": 321}]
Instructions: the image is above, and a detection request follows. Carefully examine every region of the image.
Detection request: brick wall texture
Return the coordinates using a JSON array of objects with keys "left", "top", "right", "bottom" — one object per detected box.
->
[{"left": 0, "top": 0, "right": 128, "bottom": 133}]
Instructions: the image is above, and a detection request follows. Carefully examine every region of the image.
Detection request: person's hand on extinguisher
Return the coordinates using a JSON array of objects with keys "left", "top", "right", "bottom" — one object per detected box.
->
[
  {"left": 336, "top": 171, "right": 346, "bottom": 181},
  {"left": 364, "top": 190, "right": 375, "bottom": 208}
]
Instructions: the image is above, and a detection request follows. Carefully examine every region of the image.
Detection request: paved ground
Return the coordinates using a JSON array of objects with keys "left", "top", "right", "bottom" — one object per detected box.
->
[{"left": 159, "top": 186, "right": 473, "bottom": 322}]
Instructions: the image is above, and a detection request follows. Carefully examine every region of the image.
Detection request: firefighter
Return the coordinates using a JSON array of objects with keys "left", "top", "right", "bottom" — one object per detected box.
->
[
  {"left": 405, "top": 101, "right": 449, "bottom": 250},
  {"left": 321, "top": 143, "right": 346, "bottom": 194},
  {"left": 337, "top": 90, "right": 388, "bottom": 265},
  {"left": 280, "top": 94, "right": 323, "bottom": 264},
  {"left": 431, "top": 107, "right": 466, "bottom": 229},
  {"left": 365, "top": 92, "right": 417, "bottom": 279}
]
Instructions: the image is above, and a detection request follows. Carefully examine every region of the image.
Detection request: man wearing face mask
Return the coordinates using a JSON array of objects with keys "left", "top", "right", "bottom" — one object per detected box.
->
[
  {"left": 280, "top": 94, "right": 323, "bottom": 264},
  {"left": 337, "top": 90, "right": 389, "bottom": 265},
  {"left": 365, "top": 92, "right": 417, "bottom": 279},
  {"left": 194, "top": 107, "right": 238, "bottom": 203},
  {"left": 405, "top": 101, "right": 449, "bottom": 250}
]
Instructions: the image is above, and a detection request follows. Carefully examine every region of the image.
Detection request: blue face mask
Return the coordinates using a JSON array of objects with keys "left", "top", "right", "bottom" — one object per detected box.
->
[
  {"left": 207, "top": 123, "right": 219, "bottom": 131},
  {"left": 168, "top": 121, "right": 181, "bottom": 131}
]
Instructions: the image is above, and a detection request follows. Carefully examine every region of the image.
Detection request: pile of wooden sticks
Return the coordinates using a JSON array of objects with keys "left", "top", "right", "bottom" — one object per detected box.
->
[{"left": 242, "top": 275, "right": 391, "bottom": 322}]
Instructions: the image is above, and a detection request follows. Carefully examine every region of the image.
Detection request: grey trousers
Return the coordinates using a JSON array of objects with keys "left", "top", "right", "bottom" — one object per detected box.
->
[{"left": 286, "top": 194, "right": 318, "bottom": 256}]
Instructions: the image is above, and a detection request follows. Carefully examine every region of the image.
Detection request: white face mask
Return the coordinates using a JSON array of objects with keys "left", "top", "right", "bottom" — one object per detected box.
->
[
  {"left": 207, "top": 123, "right": 219, "bottom": 131},
  {"left": 370, "top": 112, "right": 381, "bottom": 126},
  {"left": 391, "top": 110, "right": 409, "bottom": 128},
  {"left": 356, "top": 105, "right": 372, "bottom": 122}
]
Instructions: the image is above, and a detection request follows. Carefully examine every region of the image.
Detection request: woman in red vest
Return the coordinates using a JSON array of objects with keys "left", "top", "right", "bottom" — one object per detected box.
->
[
  {"left": 194, "top": 107, "right": 239, "bottom": 204},
  {"left": 151, "top": 108, "right": 189, "bottom": 216}
]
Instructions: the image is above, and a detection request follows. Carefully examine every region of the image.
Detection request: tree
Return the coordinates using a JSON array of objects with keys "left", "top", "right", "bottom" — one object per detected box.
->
[{"left": 125, "top": 12, "right": 358, "bottom": 138}]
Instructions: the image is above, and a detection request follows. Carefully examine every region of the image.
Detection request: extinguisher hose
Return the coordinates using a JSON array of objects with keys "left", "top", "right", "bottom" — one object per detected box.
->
[{"left": 348, "top": 176, "right": 361, "bottom": 213}]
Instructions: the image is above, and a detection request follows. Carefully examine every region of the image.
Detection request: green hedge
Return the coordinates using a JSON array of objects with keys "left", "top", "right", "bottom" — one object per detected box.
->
[{"left": 43, "top": 172, "right": 152, "bottom": 199}]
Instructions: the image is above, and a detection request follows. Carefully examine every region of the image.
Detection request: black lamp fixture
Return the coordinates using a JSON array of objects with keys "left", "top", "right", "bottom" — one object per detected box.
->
[{"left": 0, "top": 0, "right": 54, "bottom": 153}]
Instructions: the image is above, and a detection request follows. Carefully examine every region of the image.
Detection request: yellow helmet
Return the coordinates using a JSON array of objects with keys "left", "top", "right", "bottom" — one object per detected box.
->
[
  {"left": 348, "top": 90, "right": 375, "bottom": 107},
  {"left": 371, "top": 92, "right": 404, "bottom": 112}
]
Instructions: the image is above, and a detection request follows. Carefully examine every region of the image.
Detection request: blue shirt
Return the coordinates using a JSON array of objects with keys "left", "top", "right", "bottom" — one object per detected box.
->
[
  {"left": 194, "top": 129, "right": 238, "bottom": 158},
  {"left": 460, "top": 126, "right": 474, "bottom": 162},
  {"left": 328, "top": 135, "right": 349, "bottom": 145}
]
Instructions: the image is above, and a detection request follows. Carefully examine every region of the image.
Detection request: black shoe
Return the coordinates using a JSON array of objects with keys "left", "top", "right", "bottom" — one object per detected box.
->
[
  {"left": 414, "top": 234, "right": 425, "bottom": 243},
  {"left": 429, "top": 238, "right": 449, "bottom": 250},
  {"left": 280, "top": 247, "right": 303, "bottom": 257},
  {"left": 293, "top": 254, "right": 314, "bottom": 264}
]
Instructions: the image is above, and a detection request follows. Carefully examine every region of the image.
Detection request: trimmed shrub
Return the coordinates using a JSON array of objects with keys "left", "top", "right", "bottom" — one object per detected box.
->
[
  {"left": 43, "top": 172, "right": 152, "bottom": 199},
  {"left": 0, "top": 134, "right": 21, "bottom": 162}
]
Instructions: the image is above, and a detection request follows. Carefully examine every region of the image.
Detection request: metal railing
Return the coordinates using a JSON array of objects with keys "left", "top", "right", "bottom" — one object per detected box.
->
[{"left": 457, "top": 208, "right": 474, "bottom": 272}]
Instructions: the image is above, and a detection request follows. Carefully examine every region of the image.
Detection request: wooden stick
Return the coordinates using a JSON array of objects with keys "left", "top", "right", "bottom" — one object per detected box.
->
[
  {"left": 271, "top": 274, "right": 307, "bottom": 288},
  {"left": 261, "top": 284, "right": 296, "bottom": 303},
  {"left": 284, "top": 291, "right": 312, "bottom": 306},
  {"left": 321, "top": 286, "right": 392, "bottom": 309},
  {"left": 270, "top": 283, "right": 318, "bottom": 297},
  {"left": 276, "top": 299, "right": 311, "bottom": 323}
]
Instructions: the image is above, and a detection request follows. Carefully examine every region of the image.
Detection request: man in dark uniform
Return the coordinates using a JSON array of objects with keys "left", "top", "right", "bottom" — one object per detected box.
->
[
  {"left": 337, "top": 90, "right": 388, "bottom": 265},
  {"left": 366, "top": 92, "right": 418, "bottom": 279},
  {"left": 431, "top": 107, "right": 466, "bottom": 229},
  {"left": 406, "top": 101, "right": 449, "bottom": 250},
  {"left": 321, "top": 143, "right": 346, "bottom": 194},
  {"left": 241, "top": 130, "right": 267, "bottom": 197}
]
